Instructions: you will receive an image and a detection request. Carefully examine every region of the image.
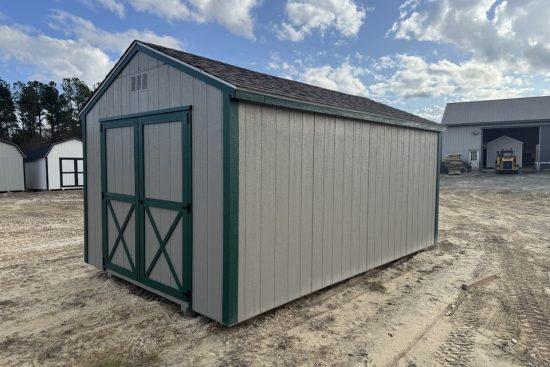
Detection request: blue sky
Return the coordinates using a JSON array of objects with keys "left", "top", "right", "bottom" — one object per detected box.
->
[{"left": 1, "top": 0, "right": 549, "bottom": 121}]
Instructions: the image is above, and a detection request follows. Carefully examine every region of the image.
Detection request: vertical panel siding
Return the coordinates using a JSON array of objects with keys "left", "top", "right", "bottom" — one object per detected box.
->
[
  {"left": 299, "top": 114, "right": 314, "bottom": 296},
  {"left": 0, "top": 142, "right": 25, "bottom": 191},
  {"left": 238, "top": 102, "right": 438, "bottom": 322},
  {"left": 84, "top": 51, "right": 225, "bottom": 322},
  {"left": 442, "top": 126, "right": 482, "bottom": 165}
]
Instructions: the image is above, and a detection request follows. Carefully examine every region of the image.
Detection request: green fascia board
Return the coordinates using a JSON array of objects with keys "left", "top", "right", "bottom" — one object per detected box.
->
[
  {"left": 79, "top": 41, "right": 236, "bottom": 119},
  {"left": 222, "top": 92, "right": 239, "bottom": 326},
  {"left": 234, "top": 90, "right": 445, "bottom": 132}
]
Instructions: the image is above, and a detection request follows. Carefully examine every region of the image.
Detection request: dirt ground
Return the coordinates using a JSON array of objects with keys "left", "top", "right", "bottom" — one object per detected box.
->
[{"left": 1, "top": 172, "right": 549, "bottom": 367}]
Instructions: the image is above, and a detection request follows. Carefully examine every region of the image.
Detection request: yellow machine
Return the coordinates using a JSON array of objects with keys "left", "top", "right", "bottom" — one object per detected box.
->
[{"left": 495, "top": 149, "right": 520, "bottom": 174}]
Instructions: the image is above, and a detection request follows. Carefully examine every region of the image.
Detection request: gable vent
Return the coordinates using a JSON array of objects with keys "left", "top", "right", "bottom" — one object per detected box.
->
[{"left": 131, "top": 73, "right": 148, "bottom": 92}]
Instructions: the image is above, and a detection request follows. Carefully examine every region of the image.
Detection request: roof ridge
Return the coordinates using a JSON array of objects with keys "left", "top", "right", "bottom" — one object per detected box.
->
[{"left": 141, "top": 41, "right": 436, "bottom": 126}]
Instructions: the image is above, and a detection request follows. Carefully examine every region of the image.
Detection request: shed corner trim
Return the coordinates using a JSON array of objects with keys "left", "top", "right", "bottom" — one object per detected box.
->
[{"left": 221, "top": 91, "right": 239, "bottom": 326}]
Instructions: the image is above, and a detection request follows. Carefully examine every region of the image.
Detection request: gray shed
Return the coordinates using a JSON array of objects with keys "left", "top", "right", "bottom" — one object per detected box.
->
[
  {"left": 0, "top": 139, "right": 25, "bottom": 192},
  {"left": 80, "top": 41, "right": 443, "bottom": 325}
]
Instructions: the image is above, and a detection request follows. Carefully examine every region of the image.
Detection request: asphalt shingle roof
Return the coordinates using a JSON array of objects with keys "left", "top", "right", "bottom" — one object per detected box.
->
[
  {"left": 25, "top": 142, "right": 54, "bottom": 161},
  {"left": 143, "top": 42, "right": 436, "bottom": 127}
]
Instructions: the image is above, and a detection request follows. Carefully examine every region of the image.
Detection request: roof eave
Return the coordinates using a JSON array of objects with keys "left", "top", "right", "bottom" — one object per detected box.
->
[{"left": 234, "top": 89, "right": 445, "bottom": 132}]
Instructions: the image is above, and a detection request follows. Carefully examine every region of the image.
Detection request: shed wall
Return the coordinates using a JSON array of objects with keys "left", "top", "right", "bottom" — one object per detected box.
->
[
  {"left": 486, "top": 136, "right": 523, "bottom": 168},
  {"left": 47, "top": 139, "right": 83, "bottom": 189},
  {"left": 0, "top": 142, "right": 25, "bottom": 191},
  {"left": 84, "top": 51, "right": 224, "bottom": 322},
  {"left": 237, "top": 102, "right": 438, "bottom": 322},
  {"left": 25, "top": 158, "right": 47, "bottom": 190},
  {"left": 442, "top": 126, "right": 482, "bottom": 162}
]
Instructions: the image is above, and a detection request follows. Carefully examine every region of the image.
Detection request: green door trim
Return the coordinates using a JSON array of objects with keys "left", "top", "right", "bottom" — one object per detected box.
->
[{"left": 100, "top": 107, "right": 192, "bottom": 304}]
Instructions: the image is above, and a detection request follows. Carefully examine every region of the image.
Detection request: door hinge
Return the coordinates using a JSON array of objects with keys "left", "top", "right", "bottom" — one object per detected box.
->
[{"left": 184, "top": 203, "right": 192, "bottom": 214}]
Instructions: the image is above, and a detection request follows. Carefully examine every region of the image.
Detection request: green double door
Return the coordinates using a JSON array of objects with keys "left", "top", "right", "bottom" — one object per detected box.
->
[{"left": 100, "top": 109, "right": 192, "bottom": 302}]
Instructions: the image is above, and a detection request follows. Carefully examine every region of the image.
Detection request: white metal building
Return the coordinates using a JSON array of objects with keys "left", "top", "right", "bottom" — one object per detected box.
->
[
  {"left": 486, "top": 136, "right": 524, "bottom": 168},
  {"left": 25, "top": 138, "right": 83, "bottom": 190},
  {"left": 0, "top": 139, "right": 25, "bottom": 192},
  {"left": 80, "top": 41, "right": 443, "bottom": 326},
  {"left": 442, "top": 96, "right": 550, "bottom": 169}
]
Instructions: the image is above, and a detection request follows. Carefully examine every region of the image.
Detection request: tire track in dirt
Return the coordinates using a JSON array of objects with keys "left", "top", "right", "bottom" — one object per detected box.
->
[{"left": 496, "top": 245, "right": 550, "bottom": 367}]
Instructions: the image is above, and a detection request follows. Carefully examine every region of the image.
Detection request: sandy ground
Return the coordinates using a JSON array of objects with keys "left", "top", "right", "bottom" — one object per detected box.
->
[{"left": 0, "top": 173, "right": 549, "bottom": 367}]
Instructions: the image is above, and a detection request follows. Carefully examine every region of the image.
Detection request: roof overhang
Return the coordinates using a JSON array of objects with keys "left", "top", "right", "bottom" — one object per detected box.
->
[
  {"left": 444, "top": 119, "right": 550, "bottom": 128},
  {"left": 234, "top": 89, "right": 445, "bottom": 132}
]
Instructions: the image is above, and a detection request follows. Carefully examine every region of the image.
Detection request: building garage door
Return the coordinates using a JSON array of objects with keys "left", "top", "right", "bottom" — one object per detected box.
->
[{"left": 100, "top": 109, "right": 192, "bottom": 302}]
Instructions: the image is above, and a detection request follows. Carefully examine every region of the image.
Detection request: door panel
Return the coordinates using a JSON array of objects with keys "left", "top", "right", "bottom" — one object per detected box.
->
[
  {"left": 143, "top": 122, "right": 183, "bottom": 202},
  {"left": 101, "top": 120, "right": 139, "bottom": 280},
  {"left": 101, "top": 110, "right": 191, "bottom": 301},
  {"left": 106, "top": 127, "right": 135, "bottom": 195},
  {"left": 140, "top": 116, "right": 191, "bottom": 300},
  {"left": 107, "top": 200, "right": 136, "bottom": 272}
]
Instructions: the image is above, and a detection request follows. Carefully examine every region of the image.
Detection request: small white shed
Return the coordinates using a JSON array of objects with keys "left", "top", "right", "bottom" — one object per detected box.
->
[
  {"left": 0, "top": 139, "right": 25, "bottom": 192},
  {"left": 486, "top": 135, "right": 523, "bottom": 168},
  {"left": 25, "top": 138, "right": 83, "bottom": 190}
]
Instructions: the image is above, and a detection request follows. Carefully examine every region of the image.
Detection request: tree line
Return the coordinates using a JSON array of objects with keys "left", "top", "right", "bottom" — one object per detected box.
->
[{"left": 0, "top": 77, "right": 93, "bottom": 152}]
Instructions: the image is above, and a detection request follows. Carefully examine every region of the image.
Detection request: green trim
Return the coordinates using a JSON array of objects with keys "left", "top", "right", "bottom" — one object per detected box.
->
[
  {"left": 234, "top": 90, "right": 445, "bottom": 132},
  {"left": 99, "top": 106, "right": 192, "bottom": 123},
  {"left": 435, "top": 132, "right": 442, "bottom": 244},
  {"left": 82, "top": 116, "right": 89, "bottom": 263},
  {"left": 79, "top": 40, "right": 235, "bottom": 118},
  {"left": 222, "top": 93, "right": 239, "bottom": 325}
]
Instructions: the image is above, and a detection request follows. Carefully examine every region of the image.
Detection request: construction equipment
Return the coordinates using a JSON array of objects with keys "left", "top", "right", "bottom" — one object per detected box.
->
[{"left": 495, "top": 149, "right": 520, "bottom": 174}]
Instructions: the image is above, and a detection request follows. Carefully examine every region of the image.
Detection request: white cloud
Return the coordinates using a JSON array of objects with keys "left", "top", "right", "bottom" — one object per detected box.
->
[
  {"left": 94, "top": 0, "right": 126, "bottom": 18},
  {"left": 369, "top": 54, "right": 530, "bottom": 101},
  {"left": 127, "top": 0, "right": 261, "bottom": 39},
  {"left": 0, "top": 12, "right": 183, "bottom": 86},
  {"left": 389, "top": 0, "right": 550, "bottom": 72},
  {"left": 276, "top": 0, "right": 367, "bottom": 42},
  {"left": 268, "top": 54, "right": 370, "bottom": 96},
  {"left": 49, "top": 10, "right": 182, "bottom": 52},
  {"left": 0, "top": 24, "right": 112, "bottom": 85}
]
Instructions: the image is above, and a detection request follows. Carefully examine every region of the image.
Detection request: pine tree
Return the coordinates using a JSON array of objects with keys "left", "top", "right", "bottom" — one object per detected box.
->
[{"left": 0, "top": 79, "right": 18, "bottom": 140}]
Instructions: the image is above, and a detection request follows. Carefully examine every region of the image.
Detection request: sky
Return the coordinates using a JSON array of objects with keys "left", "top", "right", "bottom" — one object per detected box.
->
[{"left": 1, "top": 0, "right": 550, "bottom": 122}]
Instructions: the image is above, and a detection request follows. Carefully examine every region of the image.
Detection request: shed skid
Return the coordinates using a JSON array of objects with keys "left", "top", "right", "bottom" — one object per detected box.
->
[{"left": 81, "top": 41, "right": 442, "bottom": 325}]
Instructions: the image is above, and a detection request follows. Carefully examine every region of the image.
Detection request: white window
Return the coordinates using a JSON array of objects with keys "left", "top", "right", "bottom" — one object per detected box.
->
[{"left": 469, "top": 150, "right": 478, "bottom": 161}]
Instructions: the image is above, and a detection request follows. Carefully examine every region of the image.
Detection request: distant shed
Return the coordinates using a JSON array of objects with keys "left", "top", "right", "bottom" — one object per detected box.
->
[
  {"left": 25, "top": 138, "right": 83, "bottom": 190},
  {"left": 486, "top": 135, "right": 524, "bottom": 168},
  {"left": 0, "top": 139, "right": 25, "bottom": 192},
  {"left": 79, "top": 41, "right": 444, "bottom": 326}
]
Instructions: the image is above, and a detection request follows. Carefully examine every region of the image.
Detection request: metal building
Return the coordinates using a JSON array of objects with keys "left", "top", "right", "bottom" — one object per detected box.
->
[
  {"left": 25, "top": 138, "right": 83, "bottom": 190},
  {"left": 442, "top": 96, "right": 550, "bottom": 170},
  {"left": 80, "top": 41, "right": 443, "bottom": 325},
  {"left": 0, "top": 139, "right": 25, "bottom": 192}
]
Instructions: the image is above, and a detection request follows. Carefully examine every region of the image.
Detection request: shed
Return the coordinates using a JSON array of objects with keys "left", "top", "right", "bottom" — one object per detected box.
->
[
  {"left": 80, "top": 41, "right": 444, "bottom": 326},
  {"left": 25, "top": 138, "right": 83, "bottom": 190},
  {"left": 0, "top": 139, "right": 26, "bottom": 192},
  {"left": 486, "top": 135, "right": 524, "bottom": 168}
]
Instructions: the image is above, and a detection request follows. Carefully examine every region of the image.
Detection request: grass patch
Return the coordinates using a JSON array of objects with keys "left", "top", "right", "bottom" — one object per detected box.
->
[{"left": 366, "top": 281, "right": 387, "bottom": 293}]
